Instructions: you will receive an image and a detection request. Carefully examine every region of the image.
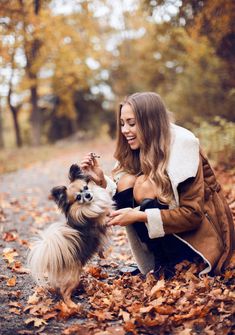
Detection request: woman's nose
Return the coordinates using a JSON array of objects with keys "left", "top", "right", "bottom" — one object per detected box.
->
[{"left": 121, "top": 124, "right": 130, "bottom": 134}]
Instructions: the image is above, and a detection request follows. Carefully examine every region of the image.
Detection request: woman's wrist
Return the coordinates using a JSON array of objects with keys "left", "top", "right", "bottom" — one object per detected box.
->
[
  {"left": 136, "top": 210, "right": 147, "bottom": 223},
  {"left": 97, "top": 176, "right": 107, "bottom": 188}
]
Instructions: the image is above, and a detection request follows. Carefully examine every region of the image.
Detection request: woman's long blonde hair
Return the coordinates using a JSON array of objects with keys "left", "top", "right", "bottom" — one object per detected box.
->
[{"left": 113, "top": 92, "right": 173, "bottom": 203}]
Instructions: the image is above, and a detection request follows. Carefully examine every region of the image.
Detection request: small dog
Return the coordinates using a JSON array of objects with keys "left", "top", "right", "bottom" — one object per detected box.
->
[{"left": 27, "top": 164, "right": 113, "bottom": 308}]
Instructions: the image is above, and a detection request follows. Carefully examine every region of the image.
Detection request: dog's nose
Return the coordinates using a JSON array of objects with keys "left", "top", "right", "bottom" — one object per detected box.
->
[{"left": 84, "top": 192, "right": 93, "bottom": 202}]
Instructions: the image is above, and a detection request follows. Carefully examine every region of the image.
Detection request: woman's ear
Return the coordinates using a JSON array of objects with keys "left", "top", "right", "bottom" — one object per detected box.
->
[
  {"left": 68, "top": 164, "right": 84, "bottom": 182},
  {"left": 50, "top": 186, "right": 69, "bottom": 214}
]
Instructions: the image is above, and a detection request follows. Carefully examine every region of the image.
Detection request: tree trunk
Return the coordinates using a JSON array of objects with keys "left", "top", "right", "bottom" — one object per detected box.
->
[
  {"left": 19, "top": 0, "right": 42, "bottom": 146},
  {"left": 30, "top": 83, "right": 41, "bottom": 146},
  {"left": 7, "top": 88, "right": 22, "bottom": 147}
]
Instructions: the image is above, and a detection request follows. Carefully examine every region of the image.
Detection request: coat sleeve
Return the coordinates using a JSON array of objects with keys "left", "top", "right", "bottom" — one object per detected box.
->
[{"left": 145, "top": 158, "right": 205, "bottom": 238}]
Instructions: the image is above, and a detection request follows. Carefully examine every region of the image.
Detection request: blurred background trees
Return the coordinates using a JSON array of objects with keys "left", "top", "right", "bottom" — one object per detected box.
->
[{"left": 0, "top": 0, "right": 234, "bottom": 164}]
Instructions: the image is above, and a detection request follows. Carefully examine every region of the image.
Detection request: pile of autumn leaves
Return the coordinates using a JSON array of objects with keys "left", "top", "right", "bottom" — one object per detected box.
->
[{"left": 5, "top": 255, "right": 235, "bottom": 335}]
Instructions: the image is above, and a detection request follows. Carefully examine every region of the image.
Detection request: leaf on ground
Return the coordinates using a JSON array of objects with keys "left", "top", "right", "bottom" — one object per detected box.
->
[
  {"left": 87, "top": 266, "right": 108, "bottom": 279},
  {"left": 11, "top": 261, "right": 30, "bottom": 273},
  {"left": 6, "top": 276, "right": 16, "bottom": 287},
  {"left": 150, "top": 278, "right": 165, "bottom": 297},
  {"left": 24, "top": 317, "right": 47, "bottom": 327},
  {"left": 54, "top": 301, "right": 81, "bottom": 320},
  {"left": 119, "top": 309, "right": 130, "bottom": 322},
  {"left": 2, "top": 247, "right": 19, "bottom": 264},
  {"left": 2, "top": 231, "right": 18, "bottom": 242},
  {"left": 62, "top": 324, "right": 93, "bottom": 335},
  {"left": 9, "top": 307, "right": 21, "bottom": 315}
]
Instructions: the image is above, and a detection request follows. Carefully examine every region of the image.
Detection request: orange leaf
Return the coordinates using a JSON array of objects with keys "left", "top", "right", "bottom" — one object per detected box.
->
[
  {"left": 3, "top": 248, "right": 19, "bottom": 264},
  {"left": 87, "top": 266, "right": 108, "bottom": 279},
  {"left": 7, "top": 276, "right": 16, "bottom": 287},
  {"left": 2, "top": 231, "right": 18, "bottom": 242}
]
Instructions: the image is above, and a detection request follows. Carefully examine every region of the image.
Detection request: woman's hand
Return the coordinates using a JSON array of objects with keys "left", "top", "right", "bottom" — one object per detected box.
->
[
  {"left": 80, "top": 153, "right": 106, "bottom": 187},
  {"left": 107, "top": 208, "right": 147, "bottom": 227}
]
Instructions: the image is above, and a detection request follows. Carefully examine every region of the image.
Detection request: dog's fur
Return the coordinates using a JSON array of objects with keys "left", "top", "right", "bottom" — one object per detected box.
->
[{"left": 27, "top": 164, "right": 113, "bottom": 308}]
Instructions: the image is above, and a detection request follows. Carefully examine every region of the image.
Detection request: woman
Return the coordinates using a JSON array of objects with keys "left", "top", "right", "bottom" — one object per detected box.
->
[{"left": 81, "top": 92, "right": 234, "bottom": 278}]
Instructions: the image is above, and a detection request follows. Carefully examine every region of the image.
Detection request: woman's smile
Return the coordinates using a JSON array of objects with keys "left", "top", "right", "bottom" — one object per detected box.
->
[{"left": 120, "top": 104, "right": 140, "bottom": 150}]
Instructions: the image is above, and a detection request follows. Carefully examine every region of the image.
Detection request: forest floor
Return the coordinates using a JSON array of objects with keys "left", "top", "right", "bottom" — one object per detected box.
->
[{"left": 0, "top": 138, "right": 234, "bottom": 335}]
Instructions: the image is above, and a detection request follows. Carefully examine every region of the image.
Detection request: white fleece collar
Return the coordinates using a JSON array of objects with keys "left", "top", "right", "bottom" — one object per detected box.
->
[{"left": 167, "top": 124, "right": 200, "bottom": 203}]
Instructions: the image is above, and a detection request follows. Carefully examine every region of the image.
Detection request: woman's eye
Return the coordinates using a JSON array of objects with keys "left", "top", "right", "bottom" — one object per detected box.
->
[{"left": 129, "top": 123, "right": 135, "bottom": 127}]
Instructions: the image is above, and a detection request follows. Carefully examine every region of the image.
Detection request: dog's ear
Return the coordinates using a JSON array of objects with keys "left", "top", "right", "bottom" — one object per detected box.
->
[
  {"left": 69, "top": 164, "right": 85, "bottom": 182},
  {"left": 50, "top": 186, "right": 69, "bottom": 214}
]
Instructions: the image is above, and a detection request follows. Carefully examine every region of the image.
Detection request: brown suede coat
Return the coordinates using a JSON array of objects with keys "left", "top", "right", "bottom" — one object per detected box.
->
[{"left": 161, "top": 150, "right": 235, "bottom": 274}]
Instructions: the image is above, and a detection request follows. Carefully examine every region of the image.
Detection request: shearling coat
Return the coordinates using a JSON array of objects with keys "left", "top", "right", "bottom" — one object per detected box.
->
[{"left": 106, "top": 124, "right": 235, "bottom": 276}]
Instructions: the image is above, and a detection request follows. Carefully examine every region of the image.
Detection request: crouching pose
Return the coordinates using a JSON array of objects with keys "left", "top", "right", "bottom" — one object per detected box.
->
[
  {"left": 27, "top": 164, "right": 113, "bottom": 308},
  {"left": 81, "top": 92, "right": 235, "bottom": 278}
]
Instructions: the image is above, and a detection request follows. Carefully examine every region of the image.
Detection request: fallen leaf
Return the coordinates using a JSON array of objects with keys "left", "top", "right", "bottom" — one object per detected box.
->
[
  {"left": 7, "top": 276, "right": 16, "bottom": 287},
  {"left": 24, "top": 317, "right": 47, "bottom": 327},
  {"left": 2, "top": 248, "right": 19, "bottom": 264},
  {"left": 87, "top": 266, "right": 108, "bottom": 279},
  {"left": 150, "top": 278, "right": 165, "bottom": 297},
  {"left": 2, "top": 231, "right": 18, "bottom": 242},
  {"left": 9, "top": 307, "right": 21, "bottom": 315}
]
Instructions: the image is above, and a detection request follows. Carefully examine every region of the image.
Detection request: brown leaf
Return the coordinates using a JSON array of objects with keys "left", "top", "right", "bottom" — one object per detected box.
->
[
  {"left": 2, "top": 247, "right": 19, "bottom": 264},
  {"left": 62, "top": 324, "right": 93, "bottom": 335},
  {"left": 27, "top": 292, "right": 41, "bottom": 305},
  {"left": 25, "top": 317, "right": 47, "bottom": 327},
  {"left": 88, "top": 310, "right": 114, "bottom": 321},
  {"left": 54, "top": 301, "right": 81, "bottom": 319},
  {"left": 102, "top": 326, "right": 125, "bottom": 335},
  {"left": 7, "top": 276, "right": 16, "bottom": 287},
  {"left": 150, "top": 278, "right": 165, "bottom": 297},
  {"left": 42, "top": 311, "right": 58, "bottom": 320},
  {"left": 9, "top": 307, "right": 21, "bottom": 315},
  {"left": 119, "top": 309, "right": 130, "bottom": 322},
  {"left": 87, "top": 266, "right": 108, "bottom": 279},
  {"left": 2, "top": 231, "right": 18, "bottom": 242},
  {"left": 8, "top": 301, "right": 22, "bottom": 308},
  {"left": 11, "top": 261, "right": 30, "bottom": 274},
  {"left": 123, "top": 321, "right": 137, "bottom": 334},
  {"left": 155, "top": 305, "right": 174, "bottom": 315}
]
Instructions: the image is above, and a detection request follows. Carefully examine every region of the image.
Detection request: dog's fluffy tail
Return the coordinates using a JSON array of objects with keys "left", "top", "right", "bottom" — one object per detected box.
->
[{"left": 27, "top": 222, "right": 82, "bottom": 288}]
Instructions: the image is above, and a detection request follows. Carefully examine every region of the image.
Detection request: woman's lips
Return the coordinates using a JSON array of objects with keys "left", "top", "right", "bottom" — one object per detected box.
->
[{"left": 126, "top": 137, "right": 136, "bottom": 144}]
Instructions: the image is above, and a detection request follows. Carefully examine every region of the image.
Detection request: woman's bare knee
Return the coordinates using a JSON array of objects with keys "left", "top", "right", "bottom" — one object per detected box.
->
[
  {"left": 117, "top": 174, "right": 137, "bottom": 192},
  {"left": 133, "top": 175, "right": 155, "bottom": 203}
]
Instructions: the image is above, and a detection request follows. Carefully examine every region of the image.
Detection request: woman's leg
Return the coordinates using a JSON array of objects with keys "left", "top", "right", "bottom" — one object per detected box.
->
[
  {"left": 113, "top": 174, "right": 137, "bottom": 209},
  {"left": 133, "top": 175, "right": 201, "bottom": 278}
]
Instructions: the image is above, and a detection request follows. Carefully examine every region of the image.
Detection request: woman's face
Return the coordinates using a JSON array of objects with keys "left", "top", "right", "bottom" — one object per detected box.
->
[{"left": 120, "top": 103, "right": 140, "bottom": 150}]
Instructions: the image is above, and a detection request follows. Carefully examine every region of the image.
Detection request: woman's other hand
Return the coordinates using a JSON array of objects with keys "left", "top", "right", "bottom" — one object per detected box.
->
[
  {"left": 107, "top": 208, "right": 147, "bottom": 226},
  {"left": 80, "top": 152, "right": 106, "bottom": 187}
]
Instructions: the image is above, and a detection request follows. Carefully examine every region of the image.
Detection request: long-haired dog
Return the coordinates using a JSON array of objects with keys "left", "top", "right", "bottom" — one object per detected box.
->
[{"left": 27, "top": 164, "right": 113, "bottom": 308}]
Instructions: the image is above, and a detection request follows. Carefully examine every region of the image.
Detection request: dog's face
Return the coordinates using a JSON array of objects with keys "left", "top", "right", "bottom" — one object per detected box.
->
[{"left": 51, "top": 164, "right": 94, "bottom": 216}]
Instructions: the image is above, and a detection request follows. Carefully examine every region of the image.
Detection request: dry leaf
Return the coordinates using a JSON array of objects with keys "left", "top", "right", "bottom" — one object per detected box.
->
[
  {"left": 2, "top": 231, "right": 18, "bottom": 242},
  {"left": 7, "top": 276, "right": 16, "bottom": 287},
  {"left": 25, "top": 317, "right": 47, "bottom": 327},
  {"left": 150, "top": 278, "right": 165, "bottom": 297},
  {"left": 3, "top": 248, "right": 19, "bottom": 264}
]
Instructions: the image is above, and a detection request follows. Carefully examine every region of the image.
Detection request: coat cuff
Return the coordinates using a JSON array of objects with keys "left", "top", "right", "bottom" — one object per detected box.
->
[{"left": 145, "top": 208, "right": 165, "bottom": 238}]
